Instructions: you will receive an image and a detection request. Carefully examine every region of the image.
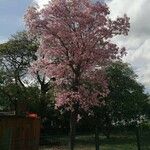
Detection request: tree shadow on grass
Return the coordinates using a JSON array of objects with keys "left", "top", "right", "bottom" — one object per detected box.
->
[
  {"left": 75, "top": 134, "right": 136, "bottom": 146},
  {"left": 101, "top": 135, "right": 136, "bottom": 145},
  {"left": 39, "top": 130, "right": 150, "bottom": 149}
]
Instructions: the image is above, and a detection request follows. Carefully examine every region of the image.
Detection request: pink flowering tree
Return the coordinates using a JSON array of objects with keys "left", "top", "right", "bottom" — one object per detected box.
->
[{"left": 25, "top": 0, "right": 129, "bottom": 149}]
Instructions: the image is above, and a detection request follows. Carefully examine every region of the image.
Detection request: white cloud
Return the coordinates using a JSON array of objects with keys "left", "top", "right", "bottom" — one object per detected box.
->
[
  {"left": 34, "top": 0, "right": 150, "bottom": 91},
  {"left": 0, "top": 36, "right": 7, "bottom": 44},
  {"left": 108, "top": 0, "right": 150, "bottom": 91},
  {"left": 34, "top": 0, "right": 49, "bottom": 8}
]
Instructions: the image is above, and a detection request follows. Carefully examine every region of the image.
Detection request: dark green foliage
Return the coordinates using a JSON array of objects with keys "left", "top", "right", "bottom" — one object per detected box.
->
[
  {"left": 106, "top": 61, "right": 149, "bottom": 125},
  {"left": 0, "top": 31, "right": 38, "bottom": 112},
  {"left": 0, "top": 31, "right": 38, "bottom": 87}
]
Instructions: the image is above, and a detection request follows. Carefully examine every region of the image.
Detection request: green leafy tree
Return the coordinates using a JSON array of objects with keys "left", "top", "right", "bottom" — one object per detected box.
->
[
  {"left": 106, "top": 62, "right": 149, "bottom": 150},
  {"left": 89, "top": 61, "right": 149, "bottom": 150},
  {"left": 0, "top": 31, "right": 54, "bottom": 118},
  {"left": 106, "top": 61, "right": 148, "bottom": 125},
  {"left": 0, "top": 31, "right": 38, "bottom": 114},
  {"left": 0, "top": 31, "right": 38, "bottom": 87}
]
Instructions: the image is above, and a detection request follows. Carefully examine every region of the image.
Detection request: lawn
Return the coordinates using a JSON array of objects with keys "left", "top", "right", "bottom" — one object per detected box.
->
[{"left": 39, "top": 129, "right": 150, "bottom": 150}]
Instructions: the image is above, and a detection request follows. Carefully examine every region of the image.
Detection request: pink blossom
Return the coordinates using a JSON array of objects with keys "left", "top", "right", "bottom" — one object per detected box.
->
[{"left": 25, "top": 0, "right": 130, "bottom": 111}]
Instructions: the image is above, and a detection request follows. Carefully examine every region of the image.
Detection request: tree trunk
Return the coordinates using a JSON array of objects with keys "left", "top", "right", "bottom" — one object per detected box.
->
[
  {"left": 37, "top": 73, "right": 50, "bottom": 119},
  {"left": 40, "top": 92, "right": 47, "bottom": 119},
  {"left": 69, "top": 111, "right": 77, "bottom": 150},
  {"left": 136, "top": 125, "right": 141, "bottom": 150},
  {"left": 95, "top": 125, "right": 100, "bottom": 150},
  {"left": 14, "top": 100, "right": 19, "bottom": 116},
  {"left": 104, "top": 125, "right": 111, "bottom": 139}
]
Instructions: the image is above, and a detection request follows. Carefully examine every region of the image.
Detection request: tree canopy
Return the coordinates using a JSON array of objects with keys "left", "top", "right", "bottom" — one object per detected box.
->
[{"left": 25, "top": 0, "right": 130, "bottom": 111}]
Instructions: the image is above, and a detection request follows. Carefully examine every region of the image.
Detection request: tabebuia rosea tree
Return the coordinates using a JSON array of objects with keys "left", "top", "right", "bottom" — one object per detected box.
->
[{"left": 25, "top": 0, "right": 129, "bottom": 149}]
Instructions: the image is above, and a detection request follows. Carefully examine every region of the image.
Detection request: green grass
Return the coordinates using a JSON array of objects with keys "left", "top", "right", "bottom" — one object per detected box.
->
[{"left": 39, "top": 129, "right": 150, "bottom": 150}]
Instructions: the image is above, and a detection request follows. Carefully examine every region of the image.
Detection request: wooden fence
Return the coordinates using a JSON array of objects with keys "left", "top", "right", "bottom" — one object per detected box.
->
[{"left": 0, "top": 116, "right": 40, "bottom": 150}]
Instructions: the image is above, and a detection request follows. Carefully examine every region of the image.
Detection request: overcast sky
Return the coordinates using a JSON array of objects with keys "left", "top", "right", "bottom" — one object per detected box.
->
[{"left": 0, "top": 0, "right": 150, "bottom": 92}]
